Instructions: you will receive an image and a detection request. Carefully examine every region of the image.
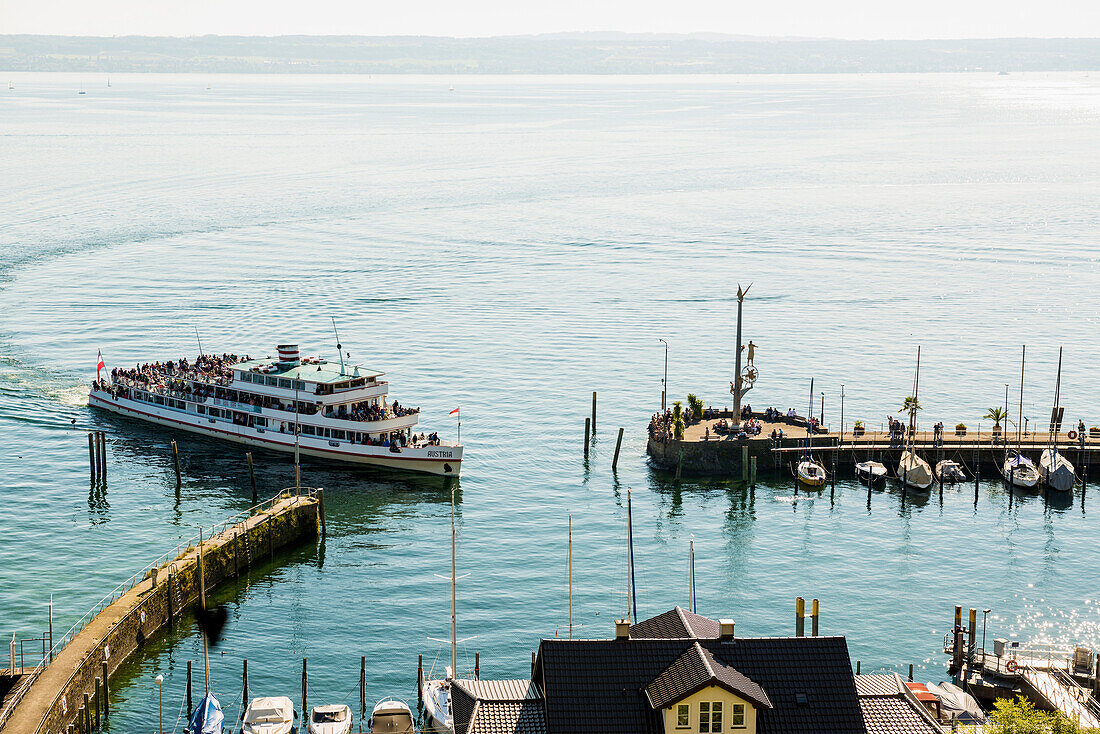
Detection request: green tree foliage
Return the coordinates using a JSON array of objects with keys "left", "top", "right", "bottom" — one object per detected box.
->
[
  {"left": 901, "top": 396, "right": 922, "bottom": 414},
  {"left": 985, "top": 406, "right": 1009, "bottom": 428},
  {"left": 686, "top": 393, "right": 704, "bottom": 422},
  {"left": 987, "top": 696, "right": 1086, "bottom": 734},
  {"left": 672, "top": 401, "right": 684, "bottom": 440}
]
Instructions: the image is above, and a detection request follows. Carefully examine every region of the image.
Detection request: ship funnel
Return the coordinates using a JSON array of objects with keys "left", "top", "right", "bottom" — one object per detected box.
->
[{"left": 276, "top": 344, "right": 301, "bottom": 365}]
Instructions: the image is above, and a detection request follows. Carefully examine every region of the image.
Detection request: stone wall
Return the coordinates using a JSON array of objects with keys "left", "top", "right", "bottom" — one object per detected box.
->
[{"left": 30, "top": 497, "right": 318, "bottom": 734}]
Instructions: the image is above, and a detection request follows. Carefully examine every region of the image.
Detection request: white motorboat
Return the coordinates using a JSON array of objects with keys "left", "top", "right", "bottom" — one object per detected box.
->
[
  {"left": 242, "top": 696, "right": 295, "bottom": 734},
  {"left": 1040, "top": 448, "right": 1075, "bottom": 493},
  {"left": 855, "top": 460, "right": 887, "bottom": 486},
  {"left": 368, "top": 698, "right": 414, "bottom": 734},
  {"left": 934, "top": 460, "right": 966, "bottom": 484},
  {"left": 898, "top": 451, "right": 934, "bottom": 491},
  {"left": 89, "top": 340, "right": 462, "bottom": 476},
  {"left": 309, "top": 704, "right": 353, "bottom": 734},
  {"left": 1002, "top": 452, "right": 1040, "bottom": 489}
]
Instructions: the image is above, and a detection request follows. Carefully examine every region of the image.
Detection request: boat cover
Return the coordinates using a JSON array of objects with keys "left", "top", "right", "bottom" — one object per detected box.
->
[
  {"left": 244, "top": 697, "right": 295, "bottom": 724},
  {"left": 187, "top": 692, "right": 225, "bottom": 734},
  {"left": 926, "top": 681, "right": 985, "bottom": 723},
  {"left": 1007, "top": 453, "right": 1035, "bottom": 468}
]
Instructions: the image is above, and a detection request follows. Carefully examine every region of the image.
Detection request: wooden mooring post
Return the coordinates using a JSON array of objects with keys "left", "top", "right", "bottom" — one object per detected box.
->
[
  {"left": 171, "top": 439, "right": 182, "bottom": 488},
  {"left": 750, "top": 457, "right": 757, "bottom": 489},
  {"left": 242, "top": 659, "right": 249, "bottom": 711},
  {"left": 741, "top": 446, "right": 749, "bottom": 483},
  {"left": 475, "top": 651, "right": 480, "bottom": 680},
  {"left": 360, "top": 655, "right": 366, "bottom": 731},
  {"left": 94, "top": 676, "right": 101, "bottom": 729},
  {"left": 795, "top": 597, "right": 805, "bottom": 637},
  {"left": 591, "top": 392, "right": 597, "bottom": 434},
  {"left": 247, "top": 452, "right": 257, "bottom": 502},
  {"left": 417, "top": 655, "right": 423, "bottom": 703},
  {"left": 186, "top": 659, "right": 192, "bottom": 715},
  {"left": 301, "top": 658, "right": 307, "bottom": 719},
  {"left": 88, "top": 432, "right": 96, "bottom": 478},
  {"left": 318, "top": 488, "right": 326, "bottom": 537},
  {"left": 612, "top": 427, "right": 624, "bottom": 471},
  {"left": 101, "top": 661, "right": 109, "bottom": 718},
  {"left": 97, "top": 432, "right": 106, "bottom": 478},
  {"left": 583, "top": 418, "right": 590, "bottom": 458},
  {"left": 811, "top": 598, "right": 819, "bottom": 636}
]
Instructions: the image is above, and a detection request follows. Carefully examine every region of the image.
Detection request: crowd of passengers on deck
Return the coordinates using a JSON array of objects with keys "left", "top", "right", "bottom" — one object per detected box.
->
[{"left": 109, "top": 353, "right": 244, "bottom": 388}]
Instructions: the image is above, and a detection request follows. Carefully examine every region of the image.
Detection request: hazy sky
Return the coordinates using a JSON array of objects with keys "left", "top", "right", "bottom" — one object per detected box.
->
[{"left": 2, "top": 0, "right": 1098, "bottom": 39}]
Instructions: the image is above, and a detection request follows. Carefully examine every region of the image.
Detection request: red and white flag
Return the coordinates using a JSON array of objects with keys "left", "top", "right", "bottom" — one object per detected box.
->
[
  {"left": 96, "top": 350, "right": 105, "bottom": 380},
  {"left": 449, "top": 407, "right": 460, "bottom": 416}
]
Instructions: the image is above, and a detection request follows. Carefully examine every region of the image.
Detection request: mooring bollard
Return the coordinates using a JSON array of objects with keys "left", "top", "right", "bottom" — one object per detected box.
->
[
  {"left": 475, "top": 651, "right": 480, "bottom": 680},
  {"left": 360, "top": 656, "right": 366, "bottom": 728},
  {"left": 741, "top": 446, "right": 749, "bottom": 483},
  {"left": 795, "top": 596, "right": 805, "bottom": 637},
  {"left": 97, "top": 432, "right": 107, "bottom": 478},
  {"left": 247, "top": 452, "right": 257, "bottom": 502},
  {"left": 583, "top": 418, "right": 590, "bottom": 458},
  {"left": 243, "top": 659, "right": 249, "bottom": 710},
  {"left": 172, "top": 440, "right": 182, "bottom": 488},
  {"left": 187, "top": 659, "right": 192, "bottom": 715},
  {"left": 856, "top": 660, "right": 861, "bottom": 674},
  {"left": 750, "top": 456, "right": 757, "bottom": 488},
  {"left": 302, "top": 658, "right": 307, "bottom": 718},
  {"left": 811, "top": 598, "right": 819, "bottom": 636},
  {"left": 591, "top": 391, "right": 597, "bottom": 434},
  {"left": 612, "top": 427, "right": 624, "bottom": 471},
  {"left": 417, "top": 655, "right": 423, "bottom": 703},
  {"left": 908, "top": 663, "right": 914, "bottom": 681},
  {"left": 83, "top": 693, "right": 90, "bottom": 732}
]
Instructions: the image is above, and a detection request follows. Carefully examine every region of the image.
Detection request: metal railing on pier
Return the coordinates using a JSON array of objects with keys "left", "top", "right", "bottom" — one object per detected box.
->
[{"left": 0, "top": 487, "right": 320, "bottom": 730}]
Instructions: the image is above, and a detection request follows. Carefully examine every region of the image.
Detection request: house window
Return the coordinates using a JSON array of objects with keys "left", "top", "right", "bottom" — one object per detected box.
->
[
  {"left": 731, "top": 703, "right": 746, "bottom": 727},
  {"left": 676, "top": 704, "right": 690, "bottom": 728},
  {"left": 699, "top": 701, "right": 722, "bottom": 733}
]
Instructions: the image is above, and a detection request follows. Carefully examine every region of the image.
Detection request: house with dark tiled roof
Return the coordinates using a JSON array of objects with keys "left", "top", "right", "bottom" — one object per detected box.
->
[
  {"left": 454, "top": 607, "right": 874, "bottom": 734},
  {"left": 854, "top": 674, "right": 946, "bottom": 734}
]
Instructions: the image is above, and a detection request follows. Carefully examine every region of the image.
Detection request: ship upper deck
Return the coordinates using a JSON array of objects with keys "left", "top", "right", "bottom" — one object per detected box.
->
[{"left": 234, "top": 356, "right": 384, "bottom": 387}]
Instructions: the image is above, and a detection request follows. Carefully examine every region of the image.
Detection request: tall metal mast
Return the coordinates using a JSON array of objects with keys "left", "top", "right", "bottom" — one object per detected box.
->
[
  {"left": 331, "top": 317, "right": 345, "bottom": 376},
  {"left": 568, "top": 515, "right": 573, "bottom": 640},
  {"left": 627, "top": 489, "right": 637, "bottom": 624},
  {"left": 450, "top": 487, "right": 457, "bottom": 674},
  {"left": 732, "top": 284, "right": 752, "bottom": 419}
]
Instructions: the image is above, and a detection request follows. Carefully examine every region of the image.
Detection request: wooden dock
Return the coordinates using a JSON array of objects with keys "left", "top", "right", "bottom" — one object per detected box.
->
[{"left": 649, "top": 411, "right": 1100, "bottom": 478}]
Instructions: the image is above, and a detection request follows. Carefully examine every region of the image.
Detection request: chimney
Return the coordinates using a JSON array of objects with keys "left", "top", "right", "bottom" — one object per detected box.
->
[
  {"left": 719, "top": 619, "right": 736, "bottom": 640},
  {"left": 276, "top": 344, "right": 301, "bottom": 366},
  {"left": 615, "top": 619, "right": 631, "bottom": 640}
]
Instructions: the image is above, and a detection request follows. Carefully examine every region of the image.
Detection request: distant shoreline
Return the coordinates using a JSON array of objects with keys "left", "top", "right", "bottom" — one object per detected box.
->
[{"left": 3, "top": 34, "right": 1099, "bottom": 74}]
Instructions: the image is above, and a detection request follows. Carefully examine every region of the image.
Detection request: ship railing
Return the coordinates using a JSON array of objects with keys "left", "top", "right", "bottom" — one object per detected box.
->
[
  {"left": 213, "top": 397, "right": 262, "bottom": 414},
  {"left": 0, "top": 487, "right": 320, "bottom": 730}
]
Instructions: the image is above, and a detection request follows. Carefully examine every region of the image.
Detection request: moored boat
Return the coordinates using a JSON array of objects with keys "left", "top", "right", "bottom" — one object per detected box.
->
[
  {"left": 934, "top": 460, "right": 966, "bottom": 484},
  {"left": 185, "top": 691, "right": 224, "bottom": 734},
  {"left": 309, "top": 704, "right": 353, "bottom": 734},
  {"left": 855, "top": 460, "right": 887, "bottom": 486},
  {"left": 1040, "top": 448, "right": 1075, "bottom": 493},
  {"left": 796, "top": 459, "right": 826, "bottom": 487},
  {"left": 1002, "top": 452, "right": 1040, "bottom": 489},
  {"left": 88, "top": 343, "right": 462, "bottom": 476},
  {"left": 898, "top": 451, "right": 934, "bottom": 491},
  {"left": 368, "top": 698, "right": 414, "bottom": 733},
  {"left": 242, "top": 696, "right": 295, "bottom": 734}
]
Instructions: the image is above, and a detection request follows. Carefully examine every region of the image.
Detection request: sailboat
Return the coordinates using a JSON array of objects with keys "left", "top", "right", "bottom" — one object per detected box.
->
[
  {"left": 1039, "top": 347, "right": 1075, "bottom": 492},
  {"left": 796, "top": 379, "right": 827, "bottom": 488},
  {"left": 897, "top": 347, "right": 933, "bottom": 491},
  {"left": 855, "top": 460, "right": 887, "bottom": 486},
  {"left": 1002, "top": 346, "right": 1040, "bottom": 489},
  {"left": 420, "top": 488, "right": 461, "bottom": 734},
  {"left": 185, "top": 530, "right": 225, "bottom": 734}
]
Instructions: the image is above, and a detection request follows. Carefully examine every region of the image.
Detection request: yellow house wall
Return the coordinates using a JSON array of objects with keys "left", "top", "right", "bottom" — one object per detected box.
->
[{"left": 661, "top": 685, "right": 757, "bottom": 733}]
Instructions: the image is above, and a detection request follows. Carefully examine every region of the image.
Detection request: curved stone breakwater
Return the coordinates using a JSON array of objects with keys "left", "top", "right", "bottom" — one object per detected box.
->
[{"left": 0, "top": 489, "right": 322, "bottom": 734}]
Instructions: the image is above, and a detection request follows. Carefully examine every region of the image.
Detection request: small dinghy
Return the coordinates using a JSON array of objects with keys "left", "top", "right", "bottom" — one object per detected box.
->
[
  {"left": 855, "top": 460, "right": 887, "bottom": 486},
  {"left": 242, "top": 696, "right": 296, "bottom": 734},
  {"left": 898, "top": 451, "right": 934, "bottom": 491},
  {"left": 186, "top": 691, "right": 224, "bottom": 734},
  {"left": 369, "top": 698, "right": 414, "bottom": 734},
  {"left": 309, "top": 704, "right": 353, "bottom": 734},
  {"left": 934, "top": 460, "right": 967, "bottom": 484},
  {"left": 1002, "top": 452, "right": 1039, "bottom": 489}
]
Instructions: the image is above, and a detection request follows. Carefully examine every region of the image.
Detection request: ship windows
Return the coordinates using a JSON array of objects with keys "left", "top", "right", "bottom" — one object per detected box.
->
[
  {"left": 278, "top": 378, "right": 292, "bottom": 389},
  {"left": 301, "top": 425, "right": 315, "bottom": 435},
  {"left": 197, "top": 406, "right": 206, "bottom": 414},
  {"left": 265, "top": 376, "right": 278, "bottom": 387},
  {"left": 331, "top": 430, "right": 346, "bottom": 440}
]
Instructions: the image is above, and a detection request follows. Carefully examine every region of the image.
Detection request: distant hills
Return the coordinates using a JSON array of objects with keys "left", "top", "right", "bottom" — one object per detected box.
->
[{"left": 1, "top": 34, "right": 1098, "bottom": 74}]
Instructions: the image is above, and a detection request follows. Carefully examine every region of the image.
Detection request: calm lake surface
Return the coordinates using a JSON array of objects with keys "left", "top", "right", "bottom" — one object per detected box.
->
[{"left": 1, "top": 71, "right": 1099, "bottom": 729}]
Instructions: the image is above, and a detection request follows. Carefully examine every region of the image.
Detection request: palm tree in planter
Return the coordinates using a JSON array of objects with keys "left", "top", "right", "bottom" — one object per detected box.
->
[
  {"left": 901, "top": 396, "right": 922, "bottom": 435},
  {"left": 672, "top": 401, "right": 685, "bottom": 440},
  {"left": 984, "top": 407, "right": 1009, "bottom": 440}
]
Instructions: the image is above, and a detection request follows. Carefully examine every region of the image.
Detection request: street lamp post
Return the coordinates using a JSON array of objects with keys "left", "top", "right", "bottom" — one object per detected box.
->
[
  {"left": 658, "top": 339, "right": 669, "bottom": 411},
  {"left": 155, "top": 674, "right": 164, "bottom": 734}
]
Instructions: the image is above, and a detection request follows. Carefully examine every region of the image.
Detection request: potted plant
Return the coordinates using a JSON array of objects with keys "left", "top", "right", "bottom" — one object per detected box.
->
[
  {"left": 852, "top": 420, "right": 865, "bottom": 437},
  {"left": 672, "top": 401, "right": 684, "bottom": 440},
  {"left": 955, "top": 423, "right": 967, "bottom": 436},
  {"left": 985, "top": 407, "right": 1008, "bottom": 438}
]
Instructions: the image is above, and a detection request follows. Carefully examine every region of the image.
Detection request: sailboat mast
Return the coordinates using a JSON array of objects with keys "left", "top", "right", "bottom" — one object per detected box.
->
[
  {"left": 1051, "top": 347, "right": 1063, "bottom": 457},
  {"left": 688, "top": 538, "right": 695, "bottom": 614},
  {"left": 805, "top": 378, "right": 814, "bottom": 458},
  {"left": 198, "top": 528, "right": 210, "bottom": 693},
  {"left": 627, "top": 489, "right": 637, "bottom": 624},
  {"left": 568, "top": 515, "right": 573, "bottom": 640},
  {"left": 450, "top": 488, "right": 457, "bottom": 674},
  {"left": 1018, "top": 345, "right": 1026, "bottom": 452}
]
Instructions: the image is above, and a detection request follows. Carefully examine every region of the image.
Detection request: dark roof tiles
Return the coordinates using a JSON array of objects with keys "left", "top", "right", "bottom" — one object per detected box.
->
[
  {"left": 645, "top": 642, "right": 771, "bottom": 710},
  {"left": 630, "top": 606, "right": 721, "bottom": 639}
]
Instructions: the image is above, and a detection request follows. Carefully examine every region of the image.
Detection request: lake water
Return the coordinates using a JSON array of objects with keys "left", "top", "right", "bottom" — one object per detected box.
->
[{"left": 1, "top": 71, "right": 1099, "bottom": 730}]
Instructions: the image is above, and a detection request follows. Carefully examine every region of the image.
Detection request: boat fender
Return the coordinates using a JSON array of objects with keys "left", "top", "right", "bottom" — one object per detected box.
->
[
  {"left": 1006, "top": 660, "right": 1018, "bottom": 673},
  {"left": 1068, "top": 430, "right": 1077, "bottom": 440}
]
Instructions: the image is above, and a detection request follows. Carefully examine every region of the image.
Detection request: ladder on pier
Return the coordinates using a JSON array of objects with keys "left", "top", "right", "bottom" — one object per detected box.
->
[{"left": 1020, "top": 664, "right": 1100, "bottom": 729}]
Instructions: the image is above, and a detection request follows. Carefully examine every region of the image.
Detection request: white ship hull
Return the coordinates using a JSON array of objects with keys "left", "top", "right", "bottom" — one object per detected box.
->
[{"left": 89, "top": 390, "right": 462, "bottom": 476}]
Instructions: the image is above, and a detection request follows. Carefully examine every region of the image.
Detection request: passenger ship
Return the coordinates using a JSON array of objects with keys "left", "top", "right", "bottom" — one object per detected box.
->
[{"left": 88, "top": 344, "right": 462, "bottom": 476}]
